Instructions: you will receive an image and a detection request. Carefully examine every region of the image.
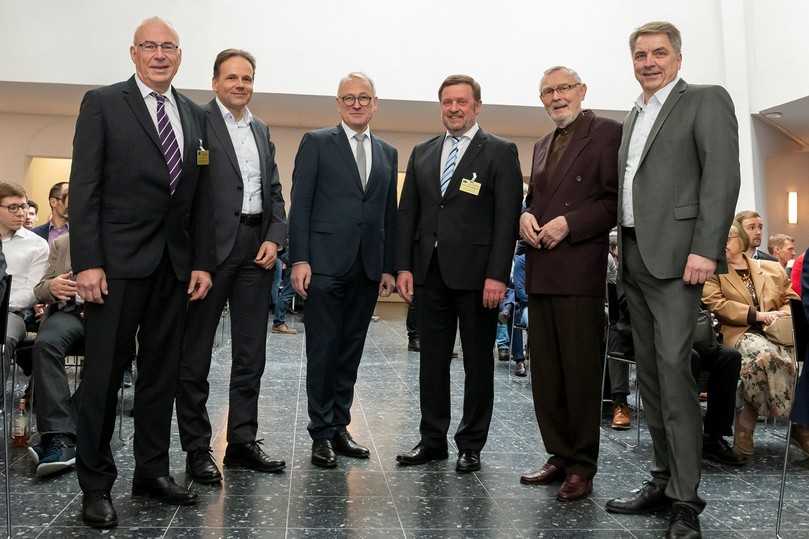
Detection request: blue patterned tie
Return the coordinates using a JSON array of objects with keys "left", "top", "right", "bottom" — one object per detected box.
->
[
  {"left": 440, "top": 136, "right": 460, "bottom": 196},
  {"left": 151, "top": 92, "right": 182, "bottom": 195}
]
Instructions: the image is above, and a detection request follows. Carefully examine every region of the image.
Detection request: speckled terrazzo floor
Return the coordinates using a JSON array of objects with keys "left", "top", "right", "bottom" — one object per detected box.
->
[{"left": 0, "top": 302, "right": 808, "bottom": 538}]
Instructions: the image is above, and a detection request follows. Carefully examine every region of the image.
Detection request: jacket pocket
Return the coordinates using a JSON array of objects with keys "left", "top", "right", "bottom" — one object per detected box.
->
[{"left": 674, "top": 204, "right": 699, "bottom": 220}]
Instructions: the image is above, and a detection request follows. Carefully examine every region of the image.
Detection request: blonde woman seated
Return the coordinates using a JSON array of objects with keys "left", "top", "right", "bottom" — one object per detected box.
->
[{"left": 702, "top": 222, "right": 801, "bottom": 458}]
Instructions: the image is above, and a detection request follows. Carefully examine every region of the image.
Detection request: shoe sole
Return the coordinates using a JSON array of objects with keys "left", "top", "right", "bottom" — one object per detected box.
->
[
  {"left": 702, "top": 454, "right": 746, "bottom": 467},
  {"left": 130, "top": 488, "right": 198, "bottom": 506},
  {"left": 396, "top": 453, "right": 449, "bottom": 467},
  {"left": 332, "top": 449, "right": 370, "bottom": 459},
  {"left": 36, "top": 458, "right": 76, "bottom": 478},
  {"left": 310, "top": 458, "right": 338, "bottom": 469},
  {"left": 223, "top": 460, "right": 286, "bottom": 473},
  {"left": 557, "top": 488, "right": 593, "bottom": 502},
  {"left": 610, "top": 424, "right": 632, "bottom": 431},
  {"left": 27, "top": 446, "right": 40, "bottom": 466},
  {"left": 455, "top": 465, "right": 481, "bottom": 473},
  {"left": 84, "top": 517, "right": 118, "bottom": 529},
  {"left": 186, "top": 468, "right": 223, "bottom": 484},
  {"left": 605, "top": 501, "right": 670, "bottom": 515}
]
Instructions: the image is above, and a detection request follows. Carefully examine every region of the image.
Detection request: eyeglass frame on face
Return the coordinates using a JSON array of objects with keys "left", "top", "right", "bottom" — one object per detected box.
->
[
  {"left": 137, "top": 41, "right": 180, "bottom": 54},
  {"left": 339, "top": 94, "right": 373, "bottom": 107},
  {"left": 540, "top": 83, "right": 582, "bottom": 100},
  {"left": 0, "top": 203, "right": 29, "bottom": 214}
]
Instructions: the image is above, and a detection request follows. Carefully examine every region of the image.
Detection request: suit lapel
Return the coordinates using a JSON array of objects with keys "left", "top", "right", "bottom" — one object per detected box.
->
[
  {"left": 365, "top": 135, "right": 383, "bottom": 195},
  {"left": 122, "top": 76, "right": 162, "bottom": 154},
  {"left": 251, "top": 121, "right": 269, "bottom": 196},
  {"left": 174, "top": 90, "right": 193, "bottom": 164},
  {"left": 543, "top": 113, "right": 593, "bottom": 204},
  {"left": 722, "top": 269, "right": 751, "bottom": 303},
  {"left": 617, "top": 108, "right": 638, "bottom": 183},
  {"left": 207, "top": 100, "right": 243, "bottom": 182},
  {"left": 748, "top": 258, "right": 769, "bottom": 309},
  {"left": 444, "top": 129, "right": 487, "bottom": 201},
  {"left": 423, "top": 136, "right": 444, "bottom": 202},
  {"left": 638, "top": 79, "right": 688, "bottom": 167},
  {"left": 332, "top": 126, "right": 364, "bottom": 193}
]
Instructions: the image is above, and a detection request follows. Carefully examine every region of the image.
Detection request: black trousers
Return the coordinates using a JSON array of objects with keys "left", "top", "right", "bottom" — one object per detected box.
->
[
  {"left": 697, "top": 345, "right": 741, "bottom": 439},
  {"left": 178, "top": 223, "right": 273, "bottom": 450},
  {"left": 305, "top": 256, "right": 378, "bottom": 440},
  {"left": 77, "top": 252, "right": 186, "bottom": 492},
  {"left": 32, "top": 311, "right": 84, "bottom": 436},
  {"left": 406, "top": 300, "right": 418, "bottom": 339},
  {"left": 528, "top": 294, "right": 603, "bottom": 478},
  {"left": 416, "top": 253, "right": 496, "bottom": 452}
]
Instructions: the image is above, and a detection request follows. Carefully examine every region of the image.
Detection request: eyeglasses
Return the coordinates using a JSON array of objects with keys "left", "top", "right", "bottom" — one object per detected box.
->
[
  {"left": 339, "top": 94, "right": 373, "bottom": 107},
  {"left": 0, "top": 203, "right": 29, "bottom": 213},
  {"left": 137, "top": 41, "right": 179, "bottom": 55},
  {"left": 540, "top": 83, "right": 581, "bottom": 99}
]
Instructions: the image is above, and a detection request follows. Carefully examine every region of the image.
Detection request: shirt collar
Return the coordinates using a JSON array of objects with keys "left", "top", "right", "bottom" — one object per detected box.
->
[
  {"left": 445, "top": 122, "right": 479, "bottom": 142},
  {"left": 635, "top": 76, "right": 681, "bottom": 111},
  {"left": 48, "top": 220, "right": 68, "bottom": 232},
  {"left": 4, "top": 226, "right": 31, "bottom": 241},
  {"left": 341, "top": 121, "right": 371, "bottom": 142},
  {"left": 216, "top": 97, "right": 253, "bottom": 126},
  {"left": 135, "top": 74, "right": 178, "bottom": 109}
]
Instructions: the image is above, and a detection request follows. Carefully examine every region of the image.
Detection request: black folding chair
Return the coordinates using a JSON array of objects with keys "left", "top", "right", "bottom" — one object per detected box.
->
[{"left": 0, "top": 274, "right": 13, "bottom": 538}]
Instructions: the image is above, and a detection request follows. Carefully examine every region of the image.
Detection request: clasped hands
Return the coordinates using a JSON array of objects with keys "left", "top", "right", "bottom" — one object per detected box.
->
[{"left": 519, "top": 213, "right": 568, "bottom": 250}]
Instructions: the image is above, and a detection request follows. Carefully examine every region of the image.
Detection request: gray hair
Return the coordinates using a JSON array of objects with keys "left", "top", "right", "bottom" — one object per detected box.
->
[
  {"left": 133, "top": 16, "right": 179, "bottom": 45},
  {"left": 629, "top": 21, "right": 682, "bottom": 54},
  {"left": 337, "top": 72, "right": 376, "bottom": 96},
  {"left": 542, "top": 66, "right": 582, "bottom": 83}
]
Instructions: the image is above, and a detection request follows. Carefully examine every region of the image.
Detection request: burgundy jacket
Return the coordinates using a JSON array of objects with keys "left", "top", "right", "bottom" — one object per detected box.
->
[{"left": 524, "top": 110, "right": 620, "bottom": 297}]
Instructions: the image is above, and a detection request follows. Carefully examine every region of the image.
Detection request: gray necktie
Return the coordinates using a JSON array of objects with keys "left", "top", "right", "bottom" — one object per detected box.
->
[{"left": 354, "top": 132, "right": 367, "bottom": 189}]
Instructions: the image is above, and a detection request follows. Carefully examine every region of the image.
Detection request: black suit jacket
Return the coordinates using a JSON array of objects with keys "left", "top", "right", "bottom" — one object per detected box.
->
[
  {"left": 31, "top": 223, "right": 49, "bottom": 242},
  {"left": 288, "top": 125, "right": 398, "bottom": 280},
  {"left": 396, "top": 127, "right": 523, "bottom": 290},
  {"left": 205, "top": 100, "right": 286, "bottom": 266},
  {"left": 69, "top": 76, "right": 215, "bottom": 280}
]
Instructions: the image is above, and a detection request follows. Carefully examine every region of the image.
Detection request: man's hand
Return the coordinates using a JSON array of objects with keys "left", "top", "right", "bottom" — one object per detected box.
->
[
  {"left": 34, "top": 303, "right": 46, "bottom": 322},
  {"left": 255, "top": 241, "right": 278, "bottom": 270},
  {"left": 682, "top": 253, "right": 717, "bottom": 285},
  {"left": 291, "top": 262, "right": 312, "bottom": 299},
  {"left": 76, "top": 268, "right": 108, "bottom": 304},
  {"left": 483, "top": 278, "right": 506, "bottom": 309},
  {"left": 537, "top": 216, "right": 569, "bottom": 249},
  {"left": 396, "top": 271, "right": 414, "bottom": 303},
  {"left": 188, "top": 271, "right": 212, "bottom": 301},
  {"left": 379, "top": 273, "right": 395, "bottom": 297},
  {"left": 50, "top": 272, "right": 78, "bottom": 301},
  {"left": 519, "top": 212, "right": 542, "bottom": 249}
]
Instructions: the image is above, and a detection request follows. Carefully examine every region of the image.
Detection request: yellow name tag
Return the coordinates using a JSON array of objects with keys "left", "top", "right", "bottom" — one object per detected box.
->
[
  {"left": 196, "top": 149, "right": 209, "bottom": 166},
  {"left": 459, "top": 178, "right": 481, "bottom": 196}
]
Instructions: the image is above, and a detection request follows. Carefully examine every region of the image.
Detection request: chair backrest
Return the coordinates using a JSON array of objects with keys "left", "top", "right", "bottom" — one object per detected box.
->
[
  {"left": 0, "top": 274, "right": 12, "bottom": 343},
  {"left": 790, "top": 298, "right": 809, "bottom": 364}
]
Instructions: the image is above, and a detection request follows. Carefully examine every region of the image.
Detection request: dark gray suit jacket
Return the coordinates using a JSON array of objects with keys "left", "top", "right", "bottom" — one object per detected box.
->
[
  {"left": 205, "top": 100, "right": 287, "bottom": 266},
  {"left": 617, "top": 79, "right": 741, "bottom": 279}
]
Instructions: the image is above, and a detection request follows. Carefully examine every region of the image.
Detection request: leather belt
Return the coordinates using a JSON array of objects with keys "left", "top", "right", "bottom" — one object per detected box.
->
[{"left": 240, "top": 213, "right": 262, "bottom": 226}]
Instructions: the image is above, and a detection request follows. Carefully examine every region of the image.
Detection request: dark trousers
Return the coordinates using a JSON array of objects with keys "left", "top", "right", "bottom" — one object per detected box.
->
[
  {"left": 76, "top": 252, "right": 186, "bottom": 492},
  {"left": 305, "top": 257, "right": 378, "bottom": 440},
  {"left": 416, "top": 253, "right": 496, "bottom": 452},
  {"left": 698, "top": 345, "right": 741, "bottom": 439},
  {"left": 406, "top": 300, "right": 418, "bottom": 339},
  {"left": 178, "top": 223, "right": 273, "bottom": 450},
  {"left": 621, "top": 230, "right": 705, "bottom": 512},
  {"left": 528, "top": 294, "right": 603, "bottom": 478},
  {"left": 32, "top": 311, "right": 84, "bottom": 436}
]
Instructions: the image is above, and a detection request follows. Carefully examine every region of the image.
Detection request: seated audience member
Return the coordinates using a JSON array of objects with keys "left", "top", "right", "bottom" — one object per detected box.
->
[
  {"left": 0, "top": 183, "right": 49, "bottom": 363},
  {"left": 767, "top": 233, "right": 795, "bottom": 272},
  {"left": 702, "top": 222, "right": 802, "bottom": 458},
  {"left": 790, "top": 250, "right": 809, "bottom": 455},
  {"left": 30, "top": 232, "right": 82, "bottom": 476},
  {"left": 606, "top": 283, "right": 632, "bottom": 430},
  {"left": 791, "top": 250, "right": 805, "bottom": 296},
  {"left": 25, "top": 200, "right": 39, "bottom": 230},
  {"left": 496, "top": 252, "right": 527, "bottom": 376},
  {"left": 32, "top": 182, "right": 69, "bottom": 245},
  {"left": 735, "top": 210, "right": 777, "bottom": 261},
  {"left": 271, "top": 251, "right": 297, "bottom": 335}
]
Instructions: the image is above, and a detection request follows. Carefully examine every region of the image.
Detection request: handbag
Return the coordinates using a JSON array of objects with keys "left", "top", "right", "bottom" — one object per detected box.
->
[
  {"left": 763, "top": 314, "right": 794, "bottom": 347},
  {"left": 692, "top": 308, "right": 719, "bottom": 355}
]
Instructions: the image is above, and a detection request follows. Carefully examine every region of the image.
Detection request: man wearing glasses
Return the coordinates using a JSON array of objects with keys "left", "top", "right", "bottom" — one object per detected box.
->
[
  {"left": 32, "top": 181, "right": 69, "bottom": 245},
  {"left": 289, "top": 72, "right": 398, "bottom": 468},
  {"left": 69, "top": 17, "right": 213, "bottom": 528},
  {"left": 0, "top": 182, "right": 49, "bottom": 364}
]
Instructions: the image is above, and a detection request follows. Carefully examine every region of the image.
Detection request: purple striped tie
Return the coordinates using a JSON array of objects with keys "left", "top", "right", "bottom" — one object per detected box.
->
[{"left": 151, "top": 92, "right": 182, "bottom": 195}]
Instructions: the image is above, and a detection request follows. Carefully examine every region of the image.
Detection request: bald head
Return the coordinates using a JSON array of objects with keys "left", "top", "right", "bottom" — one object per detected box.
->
[
  {"left": 133, "top": 16, "right": 179, "bottom": 46},
  {"left": 130, "top": 16, "right": 182, "bottom": 94}
]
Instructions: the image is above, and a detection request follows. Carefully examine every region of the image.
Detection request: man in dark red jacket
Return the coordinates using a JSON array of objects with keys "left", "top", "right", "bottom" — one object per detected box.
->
[{"left": 518, "top": 66, "right": 620, "bottom": 502}]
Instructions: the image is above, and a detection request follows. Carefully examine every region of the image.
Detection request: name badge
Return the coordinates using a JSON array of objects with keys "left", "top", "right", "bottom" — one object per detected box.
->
[
  {"left": 196, "top": 139, "right": 209, "bottom": 166},
  {"left": 459, "top": 172, "right": 481, "bottom": 196}
]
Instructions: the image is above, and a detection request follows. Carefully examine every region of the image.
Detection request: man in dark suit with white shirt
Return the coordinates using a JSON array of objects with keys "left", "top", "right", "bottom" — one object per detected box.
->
[
  {"left": 288, "top": 72, "right": 398, "bottom": 468},
  {"left": 395, "top": 74, "right": 523, "bottom": 473},
  {"left": 177, "top": 49, "right": 287, "bottom": 484},
  {"left": 69, "top": 17, "right": 214, "bottom": 528}
]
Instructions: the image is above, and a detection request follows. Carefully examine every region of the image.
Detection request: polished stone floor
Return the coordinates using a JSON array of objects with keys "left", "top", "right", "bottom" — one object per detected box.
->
[{"left": 1, "top": 303, "right": 809, "bottom": 537}]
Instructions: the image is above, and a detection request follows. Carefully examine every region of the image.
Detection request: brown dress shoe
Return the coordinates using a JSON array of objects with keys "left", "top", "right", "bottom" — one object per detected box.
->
[
  {"left": 611, "top": 403, "right": 631, "bottom": 430},
  {"left": 790, "top": 424, "right": 809, "bottom": 456},
  {"left": 520, "top": 462, "right": 565, "bottom": 485},
  {"left": 272, "top": 323, "right": 298, "bottom": 335},
  {"left": 557, "top": 473, "right": 593, "bottom": 502}
]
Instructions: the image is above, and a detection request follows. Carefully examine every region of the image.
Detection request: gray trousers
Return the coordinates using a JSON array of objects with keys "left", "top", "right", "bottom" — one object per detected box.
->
[
  {"left": 621, "top": 231, "right": 705, "bottom": 512},
  {"left": 4, "top": 312, "right": 27, "bottom": 378},
  {"left": 32, "top": 311, "right": 83, "bottom": 435}
]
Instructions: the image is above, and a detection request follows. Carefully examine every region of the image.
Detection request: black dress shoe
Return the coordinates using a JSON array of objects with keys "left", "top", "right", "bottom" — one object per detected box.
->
[
  {"left": 396, "top": 442, "right": 449, "bottom": 466},
  {"left": 666, "top": 503, "right": 702, "bottom": 539},
  {"left": 702, "top": 436, "right": 745, "bottom": 467},
  {"left": 605, "top": 481, "right": 670, "bottom": 514},
  {"left": 456, "top": 451, "right": 481, "bottom": 473},
  {"left": 224, "top": 440, "right": 286, "bottom": 473},
  {"left": 186, "top": 448, "right": 222, "bottom": 483},
  {"left": 312, "top": 439, "right": 338, "bottom": 468},
  {"left": 82, "top": 491, "right": 117, "bottom": 529},
  {"left": 333, "top": 431, "right": 370, "bottom": 459},
  {"left": 131, "top": 476, "right": 198, "bottom": 506},
  {"left": 408, "top": 337, "right": 421, "bottom": 352}
]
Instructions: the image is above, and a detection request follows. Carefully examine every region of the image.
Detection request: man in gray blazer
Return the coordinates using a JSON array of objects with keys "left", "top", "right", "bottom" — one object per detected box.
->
[
  {"left": 178, "top": 49, "right": 287, "bottom": 483},
  {"left": 604, "top": 22, "right": 740, "bottom": 539}
]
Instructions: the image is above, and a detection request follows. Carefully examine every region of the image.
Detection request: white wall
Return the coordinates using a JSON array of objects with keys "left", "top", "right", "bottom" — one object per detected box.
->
[{"left": 0, "top": 0, "right": 726, "bottom": 109}]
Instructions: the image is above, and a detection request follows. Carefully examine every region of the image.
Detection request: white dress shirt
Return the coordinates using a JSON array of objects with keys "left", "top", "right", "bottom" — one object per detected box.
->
[
  {"left": 621, "top": 77, "right": 680, "bottom": 227},
  {"left": 440, "top": 123, "right": 479, "bottom": 183},
  {"left": 2, "top": 227, "right": 49, "bottom": 311},
  {"left": 341, "top": 122, "right": 372, "bottom": 181},
  {"left": 135, "top": 75, "right": 185, "bottom": 158},
  {"left": 216, "top": 98, "right": 263, "bottom": 214}
]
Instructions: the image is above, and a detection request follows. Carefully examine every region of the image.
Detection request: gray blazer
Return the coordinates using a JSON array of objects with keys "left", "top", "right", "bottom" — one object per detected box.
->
[
  {"left": 205, "top": 100, "right": 287, "bottom": 266},
  {"left": 617, "top": 79, "right": 740, "bottom": 279}
]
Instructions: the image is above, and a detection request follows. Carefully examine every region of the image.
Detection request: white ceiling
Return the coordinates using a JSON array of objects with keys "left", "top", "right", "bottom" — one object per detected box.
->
[{"left": 760, "top": 95, "right": 809, "bottom": 149}]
